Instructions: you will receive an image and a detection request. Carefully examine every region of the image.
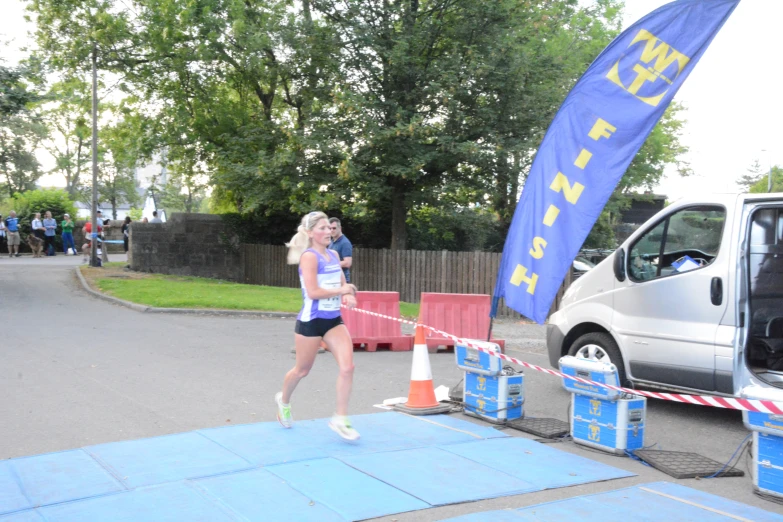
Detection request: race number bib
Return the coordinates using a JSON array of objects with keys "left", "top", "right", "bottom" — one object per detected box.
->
[{"left": 320, "top": 281, "right": 341, "bottom": 311}]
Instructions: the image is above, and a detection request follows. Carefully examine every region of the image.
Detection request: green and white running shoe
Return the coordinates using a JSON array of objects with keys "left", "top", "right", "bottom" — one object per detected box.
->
[
  {"left": 329, "top": 415, "right": 360, "bottom": 441},
  {"left": 275, "top": 392, "right": 293, "bottom": 428}
]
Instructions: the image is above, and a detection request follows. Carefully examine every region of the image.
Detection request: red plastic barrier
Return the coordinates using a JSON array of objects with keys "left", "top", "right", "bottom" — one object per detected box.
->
[
  {"left": 342, "top": 292, "right": 413, "bottom": 351},
  {"left": 419, "top": 293, "right": 505, "bottom": 353}
]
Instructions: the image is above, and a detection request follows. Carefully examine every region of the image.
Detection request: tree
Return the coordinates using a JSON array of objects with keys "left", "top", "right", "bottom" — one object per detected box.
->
[
  {"left": 0, "top": 64, "right": 46, "bottom": 197},
  {"left": 37, "top": 77, "right": 93, "bottom": 198},
  {"left": 159, "top": 156, "right": 208, "bottom": 214},
  {"left": 749, "top": 166, "right": 783, "bottom": 193},
  {"left": 93, "top": 118, "right": 143, "bottom": 218},
  {"left": 738, "top": 159, "right": 765, "bottom": 192}
]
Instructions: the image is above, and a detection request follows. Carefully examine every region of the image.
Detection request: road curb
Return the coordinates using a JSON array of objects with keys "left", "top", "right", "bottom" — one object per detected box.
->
[{"left": 73, "top": 267, "right": 298, "bottom": 319}]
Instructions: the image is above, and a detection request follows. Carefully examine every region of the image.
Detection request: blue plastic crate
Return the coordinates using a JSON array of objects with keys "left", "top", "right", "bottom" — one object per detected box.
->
[
  {"left": 571, "top": 394, "right": 645, "bottom": 454},
  {"left": 455, "top": 341, "right": 502, "bottom": 376},
  {"left": 744, "top": 411, "right": 783, "bottom": 437},
  {"left": 752, "top": 431, "right": 783, "bottom": 499},
  {"left": 463, "top": 371, "right": 524, "bottom": 424},
  {"left": 559, "top": 356, "right": 621, "bottom": 401}
]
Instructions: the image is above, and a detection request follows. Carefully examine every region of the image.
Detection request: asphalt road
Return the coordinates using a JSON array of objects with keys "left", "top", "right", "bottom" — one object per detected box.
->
[{"left": 1, "top": 256, "right": 780, "bottom": 519}]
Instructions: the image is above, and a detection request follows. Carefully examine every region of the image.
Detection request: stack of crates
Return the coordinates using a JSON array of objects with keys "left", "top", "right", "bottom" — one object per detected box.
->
[
  {"left": 560, "top": 355, "right": 645, "bottom": 455},
  {"left": 742, "top": 387, "right": 783, "bottom": 500},
  {"left": 455, "top": 340, "right": 523, "bottom": 424}
]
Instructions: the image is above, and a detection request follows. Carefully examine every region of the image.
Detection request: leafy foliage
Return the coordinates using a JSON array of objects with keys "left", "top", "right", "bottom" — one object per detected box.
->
[
  {"left": 26, "top": 0, "right": 692, "bottom": 252},
  {"left": 5, "top": 188, "right": 78, "bottom": 236},
  {"left": 0, "top": 64, "right": 46, "bottom": 198}
]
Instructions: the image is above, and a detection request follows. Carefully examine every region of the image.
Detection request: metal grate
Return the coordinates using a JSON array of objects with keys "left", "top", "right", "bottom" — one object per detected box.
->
[
  {"left": 633, "top": 450, "right": 744, "bottom": 479},
  {"left": 508, "top": 417, "right": 570, "bottom": 439}
]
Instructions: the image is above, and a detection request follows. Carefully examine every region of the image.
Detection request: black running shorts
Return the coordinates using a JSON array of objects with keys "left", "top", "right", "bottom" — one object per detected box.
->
[{"left": 295, "top": 316, "right": 344, "bottom": 338}]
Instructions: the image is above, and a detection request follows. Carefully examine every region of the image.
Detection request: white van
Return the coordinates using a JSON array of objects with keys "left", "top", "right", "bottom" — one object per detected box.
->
[{"left": 547, "top": 193, "right": 783, "bottom": 397}]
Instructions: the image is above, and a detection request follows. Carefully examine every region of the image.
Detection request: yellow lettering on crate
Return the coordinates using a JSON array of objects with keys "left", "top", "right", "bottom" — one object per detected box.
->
[
  {"left": 529, "top": 237, "right": 547, "bottom": 259},
  {"left": 549, "top": 173, "right": 584, "bottom": 205},
  {"left": 476, "top": 399, "right": 486, "bottom": 413},
  {"left": 588, "top": 424, "right": 601, "bottom": 442},
  {"left": 590, "top": 399, "right": 601, "bottom": 416},
  {"left": 510, "top": 264, "right": 538, "bottom": 295},
  {"left": 542, "top": 205, "right": 560, "bottom": 227},
  {"left": 477, "top": 376, "right": 486, "bottom": 391}
]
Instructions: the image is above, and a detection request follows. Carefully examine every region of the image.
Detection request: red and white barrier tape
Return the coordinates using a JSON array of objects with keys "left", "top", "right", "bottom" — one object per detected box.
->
[{"left": 342, "top": 304, "right": 783, "bottom": 414}]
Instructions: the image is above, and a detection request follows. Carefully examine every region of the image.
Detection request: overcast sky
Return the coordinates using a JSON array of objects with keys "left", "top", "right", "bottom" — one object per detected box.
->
[{"left": 1, "top": 0, "right": 780, "bottom": 200}]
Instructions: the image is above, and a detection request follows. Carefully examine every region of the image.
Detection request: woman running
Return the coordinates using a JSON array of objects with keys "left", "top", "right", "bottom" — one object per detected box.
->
[{"left": 275, "top": 211, "right": 360, "bottom": 440}]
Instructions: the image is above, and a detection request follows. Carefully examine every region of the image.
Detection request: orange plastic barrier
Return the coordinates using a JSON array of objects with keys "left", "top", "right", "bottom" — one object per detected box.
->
[
  {"left": 419, "top": 293, "right": 505, "bottom": 353},
  {"left": 342, "top": 292, "right": 413, "bottom": 351}
]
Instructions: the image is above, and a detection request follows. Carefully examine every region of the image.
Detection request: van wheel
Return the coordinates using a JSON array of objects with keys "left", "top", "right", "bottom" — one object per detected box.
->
[{"left": 568, "top": 332, "right": 628, "bottom": 387}]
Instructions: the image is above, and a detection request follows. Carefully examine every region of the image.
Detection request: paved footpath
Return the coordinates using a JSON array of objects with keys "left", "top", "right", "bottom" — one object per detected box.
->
[{"left": 1, "top": 255, "right": 781, "bottom": 519}]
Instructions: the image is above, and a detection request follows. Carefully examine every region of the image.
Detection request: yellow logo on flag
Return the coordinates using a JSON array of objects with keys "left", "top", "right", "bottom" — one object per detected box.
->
[{"left": 606, "top": 29, "right": 691, "bottom": 106}]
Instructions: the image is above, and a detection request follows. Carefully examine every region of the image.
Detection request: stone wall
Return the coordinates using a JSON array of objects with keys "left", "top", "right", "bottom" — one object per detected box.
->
[{"left": 128, "top": 213, "right": 242, "bottom": 281}]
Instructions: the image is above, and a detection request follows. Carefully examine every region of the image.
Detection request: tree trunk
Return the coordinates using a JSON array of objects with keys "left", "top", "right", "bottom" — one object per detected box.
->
[{"left": 390, "top": 184, "right": 407, "bottom": 250}]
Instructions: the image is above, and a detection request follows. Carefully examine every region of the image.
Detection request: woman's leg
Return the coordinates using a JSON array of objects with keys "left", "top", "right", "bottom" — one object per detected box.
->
[
  {"left": 281, "top": 334, "right": 322, "bottom": 403},
  {"left": 323, "top": 324, "right": 355, "bottom": 416}
]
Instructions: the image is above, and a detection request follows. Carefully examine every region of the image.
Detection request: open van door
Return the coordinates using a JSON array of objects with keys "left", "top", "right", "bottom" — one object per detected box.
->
[
  {"left": 739, "top": 203, "right": 783, "bottom": 392},
  {"left": 612, "top": 204, "right": 730, "bottom": 392}
]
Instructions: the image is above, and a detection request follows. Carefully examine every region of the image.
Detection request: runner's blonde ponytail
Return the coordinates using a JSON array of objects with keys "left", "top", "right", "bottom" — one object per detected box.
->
[{"left": 286, "top": 211, "right": 328, "bottom": 264}]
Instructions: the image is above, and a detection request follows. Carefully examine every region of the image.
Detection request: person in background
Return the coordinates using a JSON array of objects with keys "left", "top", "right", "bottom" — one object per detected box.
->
[
  {"left": 150, "top": 210, "right": 163, "bottom": 224},
  {"left": 43, "top": 211, "right": 57, "bottom": 256},
  {"left": 31, "top": 213, "right": 45, "bottom": 241},
  {"left": 81, "top": 218, "right": 103, "bottom": 264},
  {"left": 4, "top": 211, "right": 21, "bottom": 257},
  {"left": 121, "top": 216, "right": 131, "bottom": 253},
  {"left": 142, "top": 217, "right": 149, "bottom": 224},
  {"left": 0, "top": 214, "right": 5, "bottom": 256},
  {"left": 61, "top": 214, "right": 77, "bottom": 255},
  {"left": 328, "top": 218, "right": 353, "bottom": 283}
]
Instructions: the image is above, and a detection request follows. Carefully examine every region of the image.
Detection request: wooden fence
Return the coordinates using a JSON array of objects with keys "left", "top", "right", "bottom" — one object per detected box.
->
[{"left": 241, "top": 244, "right": 570, "bottom": 318}]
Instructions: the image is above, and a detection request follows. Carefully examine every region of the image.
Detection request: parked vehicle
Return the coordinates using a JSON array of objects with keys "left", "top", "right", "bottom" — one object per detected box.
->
[
  {"left": 572, "top": 256, "right": 596, "bottom": 280},
  {"left": 547, "top": 193, "right": 783, "bottom": 398}
]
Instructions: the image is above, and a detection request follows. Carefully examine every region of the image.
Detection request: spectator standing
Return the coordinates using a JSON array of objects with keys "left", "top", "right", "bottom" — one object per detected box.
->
[
  {"left": 43, "top": 211, "right": 57, "bottom": 256},
  {"left": 0, "top": 214, "right": 5, "bottom": 255},
  {"left": 328, "top": 218, "right": 353, "bottom": 283},
  {"left": 61, "top": 214, "right": 77, "bottom": 255},
  {"left": 121, "top": 216, "right": 131, "bottom": 253},
  {"left": 150, "top": 210, "right": 163, "bottom": 223},
  {"left": 31, "top": 213, "right": 45, "bottom": 241},
  {"left": 5, "top": 211, "right": 21, "bottom": 257}
]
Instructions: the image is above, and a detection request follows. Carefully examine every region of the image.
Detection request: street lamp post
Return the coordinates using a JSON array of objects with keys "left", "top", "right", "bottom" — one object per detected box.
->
[{"left": 90, "top": 40, "right": 100, "bottom": 267}]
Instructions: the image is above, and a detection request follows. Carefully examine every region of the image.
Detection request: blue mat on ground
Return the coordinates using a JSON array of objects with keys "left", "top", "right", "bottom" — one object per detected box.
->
[
  {"left": 193, "top": 468, "right": 346, "bottom": 522},
  {"left": 0, "top": 412, "right": 635, "bottom": 521},
  {"left": 0, "top": 450, "right": 125, "bottom": 515},
  {"left": 39, "top": 483, "right": 237, "bottom": 522},
  {"left": 85, "top": 431, "right": 253, "bottom": 488},
  {"left": 441, "top": 481, "right": 783, "bottom": 521},
  {"left": 440, "top": 437, "right": 634, "bottom": 488},
  {"left": 267, "top": 457, "right": 430, "bottom": 520},
  {"left": 339, "top": 447, "right": 540, "bottom": 506}
]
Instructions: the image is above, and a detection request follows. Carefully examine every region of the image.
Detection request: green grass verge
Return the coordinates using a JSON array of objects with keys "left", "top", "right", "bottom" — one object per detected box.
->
[{"left": 94, "top": 273, "right": 420, "bottom": 317}]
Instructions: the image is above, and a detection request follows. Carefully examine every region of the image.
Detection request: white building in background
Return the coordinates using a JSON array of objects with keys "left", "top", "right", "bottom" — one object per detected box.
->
[{"left": 74, "top": 151, "right": 168, "bottom": 222}]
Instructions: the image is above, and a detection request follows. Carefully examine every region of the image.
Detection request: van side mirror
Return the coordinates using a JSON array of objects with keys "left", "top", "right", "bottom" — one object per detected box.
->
[{"left": 613, "top": 248, "right": 626, "bottom": 282}]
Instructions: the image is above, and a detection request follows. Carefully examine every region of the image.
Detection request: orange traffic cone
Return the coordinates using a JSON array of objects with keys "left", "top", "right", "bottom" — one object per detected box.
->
[{"left": 394, "top": 324, "right": 452, "bottom": 415}]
